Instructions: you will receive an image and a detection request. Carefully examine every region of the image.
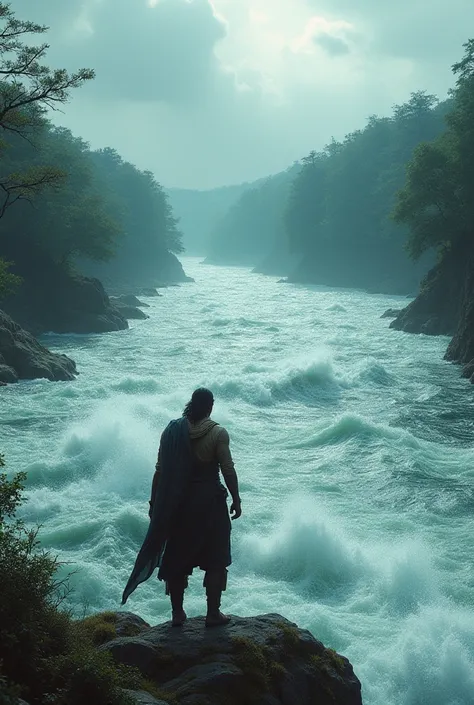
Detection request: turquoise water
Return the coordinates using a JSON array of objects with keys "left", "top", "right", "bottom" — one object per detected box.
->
[{"left": 2, "top": 257, "right": 474, "bottom": 704}]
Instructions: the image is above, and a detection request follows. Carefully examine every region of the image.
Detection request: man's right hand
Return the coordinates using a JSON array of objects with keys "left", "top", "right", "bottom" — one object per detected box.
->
[{"left": 230, "top": 499, "right": 242, "bottom": 520}]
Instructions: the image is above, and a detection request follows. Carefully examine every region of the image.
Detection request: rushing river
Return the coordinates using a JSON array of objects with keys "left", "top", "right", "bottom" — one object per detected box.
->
[{"left": 2, "top": 257, "right": 474, "bottom": 704}]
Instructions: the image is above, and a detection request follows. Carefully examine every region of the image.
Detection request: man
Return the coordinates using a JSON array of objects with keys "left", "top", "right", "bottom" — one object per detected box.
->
[{"left": 122, "top": 388, "right": 242, "bottom": 628}]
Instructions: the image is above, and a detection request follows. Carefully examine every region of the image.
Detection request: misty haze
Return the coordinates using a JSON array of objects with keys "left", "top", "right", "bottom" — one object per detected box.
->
[{"left": 1, "top": 2, "right": 474, "bottom": 705}]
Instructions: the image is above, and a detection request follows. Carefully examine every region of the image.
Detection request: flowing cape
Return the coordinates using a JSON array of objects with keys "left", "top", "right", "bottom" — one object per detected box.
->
[{"left": 121, "top": 417, "right": 192, "bottom": 605}]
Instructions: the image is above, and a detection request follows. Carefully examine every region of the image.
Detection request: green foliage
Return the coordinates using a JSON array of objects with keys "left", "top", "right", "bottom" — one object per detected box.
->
[
  {"left": 394, "top": 41, "right": 474, "bottom": 260},
  {"left": 78, "top": 612, "right": 118, "bottom": 646},
  {"left": 231, "top": 635, "right": 287, "bottom": 704},
  {"left": 0, "top": 2, "right": 94, "bottom": 216},
  {"left": 0, "top": 458, "right": 138, "bottom": 705},
  {"left": 0, "top": 256, "right": 21, "bottom": 302},
  {"left": 0, "top": 4, "right": 182, "bottom": 296},
  {"left": 283, "top": 91, "right": 447, "bottom": 290},
  {"left": 77, "top": 147, "right": 183, "bottom": 284}
]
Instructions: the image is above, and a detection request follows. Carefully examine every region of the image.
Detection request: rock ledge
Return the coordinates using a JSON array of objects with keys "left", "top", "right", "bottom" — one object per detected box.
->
[{"left": 101, "top": 613, "right": 362, "bottom": 705}]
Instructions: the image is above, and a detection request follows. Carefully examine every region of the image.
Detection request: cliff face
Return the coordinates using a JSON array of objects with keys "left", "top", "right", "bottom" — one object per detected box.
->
[
  {"left": 445, "top": 253, "right": 474, "bottom": 381},
  {"left": 95, "top": 612, "right": 362, "bottom": 705},
  {"left": 390, "top": 243, "right": 474, "bottom": 381}
]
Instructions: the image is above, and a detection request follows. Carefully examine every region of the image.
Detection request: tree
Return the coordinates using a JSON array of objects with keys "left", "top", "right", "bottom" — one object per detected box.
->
[
  {"left": 0, "top": 3, "right": 94, "bottom": 214},
  {"left": 0, "top": 257, "right": 20, "bottom": 299},
  {"left": 394, "top": 41, "right": 474, "bottom": 259}
]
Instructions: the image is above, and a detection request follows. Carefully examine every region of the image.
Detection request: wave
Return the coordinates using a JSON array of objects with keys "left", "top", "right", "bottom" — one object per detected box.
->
[
  {"left": 210, "top": 353, "right": 344, "bottom": 407},
  {"left": 240, "top": 500, "right": 438, "bottom": 615},
  {"left": 327, "top": 303, "right": 347, "bottom": 312},
  {"left": 355, "top": 359, "right": 395, "bottom": 387},
  {"left": 111, "top": 377, "right": 161, "bottom": 395},
  {"left": 376, "top": 606, "right": 474, "bottom": 705},
  {"left": 241, "top": 507, "right": 368, "bottom": 598},
  {"left": 26, "top": 403, "right": 158, "bottom": 492},
  {"left": 289, "top": 413, "right": 421, "bottom": 449}
]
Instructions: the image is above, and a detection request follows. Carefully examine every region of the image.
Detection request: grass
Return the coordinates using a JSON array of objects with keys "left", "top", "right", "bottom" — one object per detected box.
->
[{"left": 77, "top": 612, "right": 118, "bottom": 646}]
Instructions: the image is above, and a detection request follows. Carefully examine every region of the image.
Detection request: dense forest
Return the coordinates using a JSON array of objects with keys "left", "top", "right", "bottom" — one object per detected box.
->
[
  {"left": 284, "top": 92, "right": 449, "bottom": 294},
  {"left": 390, "top": 41, "right": 474, "bottom": 380},
  {"left": 0, "top": 4, "right": 185, "bottom": 334},
  {"left": 191, "top": 93, "right": 448, "bottom": 294}
]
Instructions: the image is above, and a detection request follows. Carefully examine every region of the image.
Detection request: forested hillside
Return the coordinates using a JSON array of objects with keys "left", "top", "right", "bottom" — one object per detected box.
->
[
  {"left": 199, "top": 93, "right": 449, "bottom": 294},
  {"left": 285, "top": 92, "right": 449, "bottom": 294},
  {"left": 391, "top": 41, "right": 474, "bottom": 381},
  {"left": 0, "top": 3, "right": 186, "bottom": 334}
]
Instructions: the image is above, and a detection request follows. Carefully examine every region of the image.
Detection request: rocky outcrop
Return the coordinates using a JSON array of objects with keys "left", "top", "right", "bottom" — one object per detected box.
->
[
  {"left": 100, "top": 613, "right": 362, "bottom": 705},
  {"left": 444, "top": 254, "right": 474, "bottom": 382},
  {"left": 0, "top": 309, "right": 76, "bottom": 383},
  {"left": 82, "top": 251, "right": 194, "bottom": 295},
  {"left": 2, "top": 271, "right": 128, "bottom": 336},
  {"left": 381, "top": 308, "right": 401, "bottom": 319},
  {"left": 390, "top": 244, "right": 474, "bottom": 382},
  {"left": 111, "top": 295, "right": 150, "bottom": 309},
  {"left": 109, "top": 298, "right": 149, "bottom": 321},
  {"left": 390, "top": 248, "right": 465, "bottom": 336}
]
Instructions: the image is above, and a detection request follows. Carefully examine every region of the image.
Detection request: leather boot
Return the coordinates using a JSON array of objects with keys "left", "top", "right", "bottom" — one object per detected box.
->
[
  {"left": 204, "top": 569, "right": 231, "bottom": 628},
  {"left": 167, "top": 576, "right": 187, "bottom": 627}
]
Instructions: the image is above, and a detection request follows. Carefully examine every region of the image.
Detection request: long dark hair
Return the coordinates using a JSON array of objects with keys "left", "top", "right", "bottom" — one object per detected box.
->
[{"left": 183, "top": 387, "right": 214, "bottom": 423}]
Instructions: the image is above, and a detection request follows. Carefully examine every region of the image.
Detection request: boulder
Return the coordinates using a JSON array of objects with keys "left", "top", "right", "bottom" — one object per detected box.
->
[
  {"left": 0, "top": 309, "right": 76, "bottom": 383},
  {"left": 381, "top": 308, "right": 401, "bottom": 319},
  {"left": 115, "top": 612, "right": 151, "bottom": 638},
  {"left": 100, "top": 613, "right": 362, "bottom": 705}
]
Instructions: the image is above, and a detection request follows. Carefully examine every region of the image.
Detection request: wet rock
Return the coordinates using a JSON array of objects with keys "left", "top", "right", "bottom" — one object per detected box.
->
[
  {"left": 110, "top": 301, "right": 149, "bottom": 320},
  {"left": 115, "top": 612, "right": 151, "bottom": 638},
  {"left": 110, "top": 295, "right": 150, "bottom": 308},
  {"left": 100, "top": 613, "right": 362, "bottom": 705},
  {"left": 461, "top": 359, "right": 474, "bottom": 380},
  {"left": 0, "top": 310, "right": 76, "bottom": 383},
  {"left": 381, "top": 308, "right": 401, "bottom": 319}
]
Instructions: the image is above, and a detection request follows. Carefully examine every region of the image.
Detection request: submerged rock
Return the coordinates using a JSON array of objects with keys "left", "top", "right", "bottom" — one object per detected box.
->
[
  {"left": 101, "top": 613, "right": 362, "bottom": 705},
  {"left": 0, "top": 310, "right": 76, "bottom": 383}
]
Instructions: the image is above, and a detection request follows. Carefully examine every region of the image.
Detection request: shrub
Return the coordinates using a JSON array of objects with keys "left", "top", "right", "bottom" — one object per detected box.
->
[{"left": 0, "top": 457, "right": 135, "bottom": 705}]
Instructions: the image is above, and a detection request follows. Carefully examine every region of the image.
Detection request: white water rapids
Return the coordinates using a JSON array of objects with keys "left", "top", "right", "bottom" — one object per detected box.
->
[{"left": 2, "top": 257, "right": 474, "bottom": 705}]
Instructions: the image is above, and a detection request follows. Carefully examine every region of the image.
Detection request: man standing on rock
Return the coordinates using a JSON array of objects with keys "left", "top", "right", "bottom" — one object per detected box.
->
[{"left": 122, "top": 388, "right": 242, "bottom": 628}]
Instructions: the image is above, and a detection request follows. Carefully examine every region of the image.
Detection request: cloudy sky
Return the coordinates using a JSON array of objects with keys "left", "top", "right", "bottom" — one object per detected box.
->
[{"left": 14, "top": 0, "right": 474, "bottom": 189}]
